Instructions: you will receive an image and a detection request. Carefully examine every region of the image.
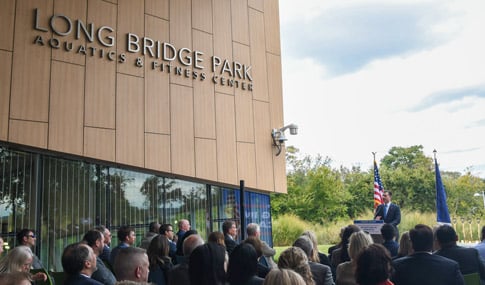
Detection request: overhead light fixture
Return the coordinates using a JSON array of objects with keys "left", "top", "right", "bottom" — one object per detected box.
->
[{"left": 271, "top": 124, "right": 298, "bottom": 156}]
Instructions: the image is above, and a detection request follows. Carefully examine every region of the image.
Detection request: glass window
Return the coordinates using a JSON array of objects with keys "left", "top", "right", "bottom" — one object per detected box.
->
[
  {"left": 0, "top": 144, "right": 273, "bottom": 271},
  {"left": 210, "top": 186, "right": 241, "bottom": 239},
  {"left": 41, "top": 157, "right": 98, "bottom": 270},
  {"left": 0, "top": 147, "right": 39, "bottom": 259},
  {"left": 245, "top": 191, "right": 273, "bottom": 247}
]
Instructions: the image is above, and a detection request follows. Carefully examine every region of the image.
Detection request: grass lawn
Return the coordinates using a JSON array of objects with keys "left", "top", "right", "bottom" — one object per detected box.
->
[{"left": 274, "top": 244, "right": 332, "bottom": 262}]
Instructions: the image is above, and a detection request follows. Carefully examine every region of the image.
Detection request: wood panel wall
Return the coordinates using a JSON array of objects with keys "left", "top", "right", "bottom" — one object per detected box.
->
[{"left": 0, "top": 0, "right": 286, "bottom": 193}]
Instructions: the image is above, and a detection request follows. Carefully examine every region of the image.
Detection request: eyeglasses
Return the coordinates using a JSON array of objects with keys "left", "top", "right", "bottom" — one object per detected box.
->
[{"left": 26, "top": 234, "right": 36, "bottom": 238}]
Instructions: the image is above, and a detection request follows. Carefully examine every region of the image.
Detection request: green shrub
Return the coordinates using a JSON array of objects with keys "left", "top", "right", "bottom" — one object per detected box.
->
[
  {"left": 272, "top": 214, "right": 355, "bottom": 246},
  {"left": 272, "top": 210, "right": 483, "bottom": 246},
  {"left": 272, "top": 214, "right": 309, "bottom": 246}
]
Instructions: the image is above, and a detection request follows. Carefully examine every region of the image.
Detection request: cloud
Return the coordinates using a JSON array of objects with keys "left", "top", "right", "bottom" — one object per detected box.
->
[
  {"left": 466, "top": 118, "right": 485, "bottom": 129},
  {"left": 441, "top": 147, "right": 482, "bottom": 154},
  {"left": 410, "top": 85, "right": 485, "bottom": 111},
  {"left": 281, "top": 1, "right": 459, "bottom": 77},
  {"left": 280, "top": 0, "right": 485, "bottom": 178}
]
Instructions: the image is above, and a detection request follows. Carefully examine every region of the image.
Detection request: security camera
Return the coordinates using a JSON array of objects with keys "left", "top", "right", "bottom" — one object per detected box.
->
[
  {"left": 271, "top": 123, "right": 298, "bottom": 156},
  {"left": 277, "top": 133, "right": 287, "bottom": 144},
  {"left": 279, "top": 123, "right": 298, "bottom": 135}
]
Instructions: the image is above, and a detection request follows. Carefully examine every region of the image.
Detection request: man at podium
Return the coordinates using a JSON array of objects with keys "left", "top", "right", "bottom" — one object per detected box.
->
[{"left": 374, "top": 190, "right": 401, "bottom": 238}]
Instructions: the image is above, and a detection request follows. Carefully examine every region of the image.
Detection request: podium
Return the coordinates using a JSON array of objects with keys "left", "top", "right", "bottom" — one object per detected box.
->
[{"left": 354, "top": 220, "right": 384, "bottom": 243}]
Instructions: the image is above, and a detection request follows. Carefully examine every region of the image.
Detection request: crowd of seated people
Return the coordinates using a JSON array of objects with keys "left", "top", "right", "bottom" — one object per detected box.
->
[{"left": 2, "top": 222, "right": 485, "bottom": 285}]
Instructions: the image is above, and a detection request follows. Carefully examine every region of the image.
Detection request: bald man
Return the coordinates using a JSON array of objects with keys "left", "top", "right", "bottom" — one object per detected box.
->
[
  {"left": 113, "top": 247, "right": 150, "bottom": 283},
  {"left": 168, "top": 234, "right": 204, "bottom": 285}
]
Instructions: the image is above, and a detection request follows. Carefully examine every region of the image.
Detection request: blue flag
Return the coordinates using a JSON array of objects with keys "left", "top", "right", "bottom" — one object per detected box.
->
[{"left": 435, "top": 158, "right": 451, "bottom": 224}]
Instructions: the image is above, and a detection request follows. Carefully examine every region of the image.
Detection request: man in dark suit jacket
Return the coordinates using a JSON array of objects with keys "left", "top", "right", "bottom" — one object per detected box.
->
[
  {"left": 62, "top": 242, "right": 103, "bottom": 285},
  {"left": 83, "top": 230, "right": 116, "bottom": 285},
  {"left": 176, "top": 219, "right": 191, "bottom": 253},
  {"left": 374, "top": 190, "right": 401, "bottom": 226},
  {"left": 434, "top": 224, "right": 485, "bottom": 283},
  {"left": 223, "top": 220, "right": 238, "bottom": 255},
  {"left": 392, "top": 224, "right": 464, "bottom": 285},
  {"left": 374, "top": 190, "right": 401, "bottom": 238}
]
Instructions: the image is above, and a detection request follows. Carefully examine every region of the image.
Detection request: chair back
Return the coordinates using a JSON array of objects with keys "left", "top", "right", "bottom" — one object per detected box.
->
[
  {"left": 50, "top": 271, "right": 67, "bottom": 285},
  {"left": 463, "top": 272, "right": 480, "bottom": 285}
]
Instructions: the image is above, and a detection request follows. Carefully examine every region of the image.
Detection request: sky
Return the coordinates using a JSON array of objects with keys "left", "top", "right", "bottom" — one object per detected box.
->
[{"left": 278, "top": 0, "right": 485, "bottom": 176}]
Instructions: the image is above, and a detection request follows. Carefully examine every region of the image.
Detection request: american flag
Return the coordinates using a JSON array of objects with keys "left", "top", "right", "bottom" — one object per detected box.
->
[{"left": 374, "top": 160, "right": 384, "bottom": 209}]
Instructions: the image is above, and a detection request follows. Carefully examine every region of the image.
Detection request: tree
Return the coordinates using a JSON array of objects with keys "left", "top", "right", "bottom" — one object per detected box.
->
[
  {"left": 273, "top": 144, "right": 485, "bottom": 224},
  {"left": 381, "top": 145, "right": 431, "bottom": 170},
  {"left": 272, "top": 147, "right": 347, "bottom": 223},
  {"left": 446, "top": 172, "right": 485, "bottom": 219},
  {"left": 305, "top": 166, "right": 349, "bottom": 222},
  {"left": 341, "top": 166, "right": 373, "bottom": 218},
  {"left": 379, "top": 145, "right": 435, "bottom": 211}
]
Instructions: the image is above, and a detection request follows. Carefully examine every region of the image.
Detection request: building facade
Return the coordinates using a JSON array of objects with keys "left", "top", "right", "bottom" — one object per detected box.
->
[{"left": 0, "top": 0, "right": 286, "bottom": 271}]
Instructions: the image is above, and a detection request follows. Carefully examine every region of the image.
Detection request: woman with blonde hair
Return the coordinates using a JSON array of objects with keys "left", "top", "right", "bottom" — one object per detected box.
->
[
  {"left": 0, "top": 272, "right": 32, "bottom": 285},
  {"left": 263, "top": 268, "right": 306, "bottom": 285},
  {"left": 0, "top": 246, "right": 47, "bottom": 282},
  {"left": 277, "top": 246, "right": 315, "bottom": 285},
  {"left": 302, "top": 230, "right": 332, "bottom": 267},
  {"left": 336, "top": 231, "right": 374, "bottom": 285}
]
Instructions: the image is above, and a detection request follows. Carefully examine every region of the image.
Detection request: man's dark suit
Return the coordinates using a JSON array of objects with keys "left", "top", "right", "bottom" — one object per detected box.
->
[
  {"left": 374, "top": 203, "right": 401, "bottom": 239},
  {"left": 374, "top": 203, "right": 401, "bottom": 227},
  {"left": 91, "top": 256, "right": 116, "bottom": 285},
  {"left": 168, "top": 263, "right": 190, "bottom": 285},
  {"left": 63, "top": 274, "right": 103, "bottom": 285},
  {"left": 309, "top": 261, "right": 334, "bottom": 285},
  {"left": 435, "top": 245, "right": 485, "bottom": 283},
  {"left": 169, "top": 239, "right": 177, "bottom": 260},
  {"left": 392, "top": 252, "right": 464, "bottom": 285},
  {"left": 224, "top": 234, "right": 238, "bottom": 255}
]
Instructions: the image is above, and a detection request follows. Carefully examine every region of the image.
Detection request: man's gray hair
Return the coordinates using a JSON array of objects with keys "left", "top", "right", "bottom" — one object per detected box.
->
[
  {"left": 292, "top": 235, "right": 314, "bottom": 258},
  {"left": 183, "top": 234, "right": 204, "bottom": 257},
  {"left": 246, "top": 223, "right": 260, "bottom": 237}
]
